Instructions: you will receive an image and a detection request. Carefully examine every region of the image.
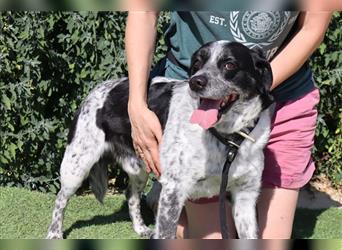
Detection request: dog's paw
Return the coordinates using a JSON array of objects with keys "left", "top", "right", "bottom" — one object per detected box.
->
[
  {"left": 149, "top": 232, "right": 157, "bottom": 239},
  {"left": 136, "top": 226, "right": 153, "bottom": 238},
  {"left": 46, "top": 232, "right": 63, "bottom": 239},
  {"left": 149, "top": 231, "right": 176, "bottom": 239}
]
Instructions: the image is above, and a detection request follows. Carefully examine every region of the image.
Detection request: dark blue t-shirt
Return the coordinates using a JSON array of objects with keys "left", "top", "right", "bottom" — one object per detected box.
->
[{"left": 163, "top": 11, "right": 315, "bottom": 102}]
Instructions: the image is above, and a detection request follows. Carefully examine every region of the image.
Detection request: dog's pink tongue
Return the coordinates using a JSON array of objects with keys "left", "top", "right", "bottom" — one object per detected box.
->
[{"left": 190, "top": 99, "right": 221, "bottom": 129}]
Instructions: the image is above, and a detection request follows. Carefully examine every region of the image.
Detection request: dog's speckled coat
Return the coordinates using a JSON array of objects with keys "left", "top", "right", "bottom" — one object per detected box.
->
[{"left": 46, "top": 41, "right": 274, "bottom": 239}]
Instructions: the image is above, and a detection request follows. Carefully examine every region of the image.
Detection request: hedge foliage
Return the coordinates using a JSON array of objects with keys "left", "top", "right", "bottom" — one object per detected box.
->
[
  {"left": 311, "top": 12, "right": 342, "bottom": 186},
  {"left": 0, "top": 11, "right": 168, "bottom": 193},
  {"left": 0, "top": 12, "right": 341, "bottom": 193}
]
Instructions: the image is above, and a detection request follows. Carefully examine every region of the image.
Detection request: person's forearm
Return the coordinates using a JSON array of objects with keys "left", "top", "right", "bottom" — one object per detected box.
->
[
  {"left": 125, "top": 11, "right": 159, "bottom": 107},
  {"left": 270, "top": 12, "right": 332, "bottom": 90}
]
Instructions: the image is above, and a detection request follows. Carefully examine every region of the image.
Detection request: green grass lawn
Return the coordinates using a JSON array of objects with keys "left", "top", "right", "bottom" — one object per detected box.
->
[{"left": 0, "top": 187, "right": 341, "bottom": 239}]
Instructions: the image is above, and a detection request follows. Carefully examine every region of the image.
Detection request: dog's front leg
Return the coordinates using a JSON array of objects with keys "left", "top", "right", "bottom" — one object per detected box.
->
[
  {"left": 153, "top": 182, "right": 187, "bottom": 239},
  {"left": 231, "top": 186, "right": 259, "bottom": 239}
]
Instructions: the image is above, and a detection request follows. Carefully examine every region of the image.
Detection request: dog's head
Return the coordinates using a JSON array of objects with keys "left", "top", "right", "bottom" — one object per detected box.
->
[{"left": 188, "top": 41, "right": 274, "bottom": 130}]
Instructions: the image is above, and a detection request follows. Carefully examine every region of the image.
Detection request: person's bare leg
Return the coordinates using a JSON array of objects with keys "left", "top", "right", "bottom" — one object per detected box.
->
[
  {"left": 177, "top": 200, "right": 237, "bottom": 239},
  {"left": 257, "top": 187, "right": 299, "bottom": 239},
  {"left": 176, "top": 207, "right": 188, "bottom": 239},
  {"left": 177, "top": 188, "right": 298, "bottom": 239}
]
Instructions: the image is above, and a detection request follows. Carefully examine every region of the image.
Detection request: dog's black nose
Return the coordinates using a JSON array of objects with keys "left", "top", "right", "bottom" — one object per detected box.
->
[{"left": 189, "top": 75, "right": 208, "bottom": 91}]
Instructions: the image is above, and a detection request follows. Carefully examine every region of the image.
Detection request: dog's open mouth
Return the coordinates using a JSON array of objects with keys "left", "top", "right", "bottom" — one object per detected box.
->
[{"left": 190, "top": 93, "right": 239, "bottom": 129}]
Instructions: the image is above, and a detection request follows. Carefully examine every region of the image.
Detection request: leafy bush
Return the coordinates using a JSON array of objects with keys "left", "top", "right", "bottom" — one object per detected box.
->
[
  {"left": 0, "top": 12, "right": 126, "bottom": 192},
  {"left": 0, "top": 11, "right": 341, "bottom": 193},
  {"left": 311, "top": 12, "right": 342, "bottom": 186},
  {"left": 0, "top": 11, "right": 168, "bottom": 193}
]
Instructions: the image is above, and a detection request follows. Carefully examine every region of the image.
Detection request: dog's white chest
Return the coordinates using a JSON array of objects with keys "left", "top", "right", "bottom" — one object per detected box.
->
[
  {"left": 161, "top": 126, "right": 227, "bottom": 199},
  {"left": 159, "top": 84, "right": 272, "bottom": 200},
  {"left": 159, "top": 85, "right": 229, "bottom": 198}
]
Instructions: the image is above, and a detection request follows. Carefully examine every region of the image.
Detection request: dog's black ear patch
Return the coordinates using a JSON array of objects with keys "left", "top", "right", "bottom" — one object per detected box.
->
[
  {"left": 189, "top": 43, "right": 212, "bottom": 76},
  {"left": 251, "top": 48, "right": 274, "bottom": 109},
  {"left": 189, "top": 55, "right": 200, "bottom": 76}
]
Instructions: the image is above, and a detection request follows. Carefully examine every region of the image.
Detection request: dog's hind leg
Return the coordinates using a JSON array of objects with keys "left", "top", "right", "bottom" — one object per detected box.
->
[
  {"left": 122, "top": 157, "right": 152, "bottom": 238},
  {"left": 46, "top": 140, "right": 107, "bottom": 239},
  {"left": 46, "top": 187, "right": 70, "bottom": 239}
]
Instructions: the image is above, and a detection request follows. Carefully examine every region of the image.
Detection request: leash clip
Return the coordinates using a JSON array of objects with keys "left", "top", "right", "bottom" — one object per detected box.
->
[{"left": 227, "top": 150, "right": 236, "bottom": 162}]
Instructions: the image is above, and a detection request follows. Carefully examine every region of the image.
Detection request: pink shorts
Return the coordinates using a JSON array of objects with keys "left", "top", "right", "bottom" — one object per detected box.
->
[
  {"left": 189, "top": 88, "right": 320, "bottom": 204},
  {"left": 262, "top": 88, "right": 320, "bottom": 189}
]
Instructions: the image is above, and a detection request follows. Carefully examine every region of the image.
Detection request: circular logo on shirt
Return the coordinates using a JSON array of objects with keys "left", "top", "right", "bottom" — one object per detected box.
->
[
  {"left": 242, "top": 12, "right": 281, "bottom": 40},
  {"left": 229, "top": 11, "right": 291, "bottom": 50}
]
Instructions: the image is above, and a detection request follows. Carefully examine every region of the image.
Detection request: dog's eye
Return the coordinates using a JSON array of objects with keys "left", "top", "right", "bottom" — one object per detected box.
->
[
  {"left": 192, "top": 60, "right": 202, "bottom": 70},
  {"left": 224, "top": 62, "right": 237, "bottom": 70},
  {"left": 191, "top": 60, "right": 202, "bottom": 75}
]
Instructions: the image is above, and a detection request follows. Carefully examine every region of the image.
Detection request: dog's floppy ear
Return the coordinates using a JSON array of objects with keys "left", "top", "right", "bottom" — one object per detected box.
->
[
  {"left": 189, "top": 52, "right": 202, "bottom": 76},
  {"left": 189, "top": 42, "right": 211, "bottom": 76},
  {"left": 251, "top": 48, "right": 274, "bottom": 109},
  {"left": 189, "top": 55, "right": 198, "bottom": 76}
]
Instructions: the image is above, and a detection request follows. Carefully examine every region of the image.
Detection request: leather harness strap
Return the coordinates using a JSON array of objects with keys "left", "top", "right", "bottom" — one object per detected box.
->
[{"left": 209, "top": 122, "right": 257, "bottom": 239}]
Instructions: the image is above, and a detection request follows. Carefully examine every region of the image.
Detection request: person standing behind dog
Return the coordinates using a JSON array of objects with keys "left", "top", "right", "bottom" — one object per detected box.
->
[{"left": 125, "top": 5, "right": 332, "bottom": 239}]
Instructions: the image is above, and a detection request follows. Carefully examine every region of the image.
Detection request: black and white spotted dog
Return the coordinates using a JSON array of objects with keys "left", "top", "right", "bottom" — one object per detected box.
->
[{"left": 46, "top": 41, "right": 274, "bottom": 239}]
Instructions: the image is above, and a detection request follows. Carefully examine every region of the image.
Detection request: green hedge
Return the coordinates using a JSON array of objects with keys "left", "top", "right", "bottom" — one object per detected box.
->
[
  {"left": 311, "top": 12, "right": 342, "bottom": 186},
  {"left": 0, "top": 12, "right": 341, "bottom": 193},
  {"left": 0, "top": 11, "right": 168, "bottom": 192}
]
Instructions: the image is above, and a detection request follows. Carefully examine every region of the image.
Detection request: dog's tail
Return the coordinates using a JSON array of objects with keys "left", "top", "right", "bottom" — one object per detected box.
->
[{"left": 89, "top": 157, "right": 108, "bottom": 203}]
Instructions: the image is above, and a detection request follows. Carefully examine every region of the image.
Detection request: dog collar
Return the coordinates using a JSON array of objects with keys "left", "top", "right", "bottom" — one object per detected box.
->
[
  {"left": 209, "top": 123, "right": 256, "bottom": 153},
  {"left": 209, "top": 120, "right": 258, "bottom": 239}
]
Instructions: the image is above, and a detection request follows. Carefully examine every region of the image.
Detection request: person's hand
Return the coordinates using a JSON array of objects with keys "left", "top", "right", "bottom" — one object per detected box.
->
[{"left": 128, "top": 102, "right": 162, "bottom": 177}]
